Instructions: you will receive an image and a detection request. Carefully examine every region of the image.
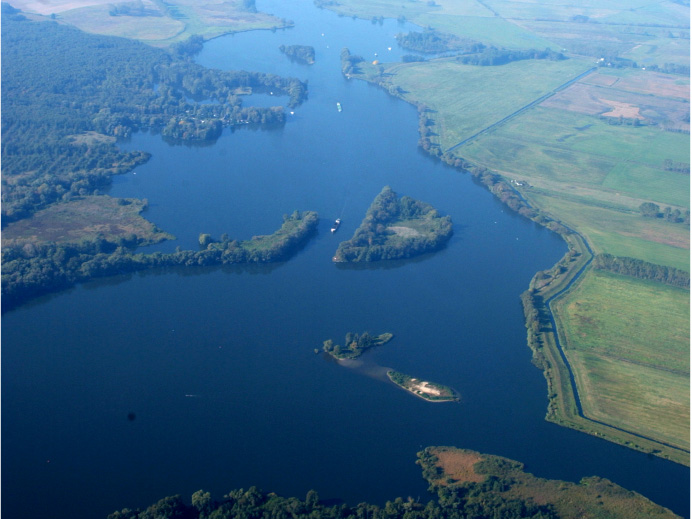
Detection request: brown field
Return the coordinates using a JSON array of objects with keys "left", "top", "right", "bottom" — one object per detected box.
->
[
  {"left": 542, "top": 71, "right": 690, "bottom": 130},
  {"left": 421, "top": 446, "right": 680, "bottom": 518},
  {"left": 1, "top": 196, "right": 174, "bottom": 246},
  {"left": 434, "top": 449, "right": 485, "bottom": 484}
]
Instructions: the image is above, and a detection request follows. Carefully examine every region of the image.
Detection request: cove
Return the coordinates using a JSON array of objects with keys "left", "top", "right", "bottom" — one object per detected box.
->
[{"left": 1, "top": 1, "right": 689, "bottom": 519}]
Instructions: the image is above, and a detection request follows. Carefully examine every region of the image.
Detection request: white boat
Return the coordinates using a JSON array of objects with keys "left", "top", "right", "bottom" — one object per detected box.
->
[{"left": 331, "top": 218, "right": 341, "bottom": 233}]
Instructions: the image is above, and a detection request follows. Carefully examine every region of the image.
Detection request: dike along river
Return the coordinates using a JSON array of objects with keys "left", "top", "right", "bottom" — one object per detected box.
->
[{"left": 2, "top": 1, "right": 689, "bottom": 518}]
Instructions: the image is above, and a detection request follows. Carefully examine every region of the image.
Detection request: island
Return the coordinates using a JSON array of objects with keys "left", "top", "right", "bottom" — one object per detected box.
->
[
  {"left": 322, "top": 331, "right": 393, "bottom": 360},
  {"left": 333, "top": 186, "right": 452, "bottom": 262},
  {"left": 387, "top": 371, "right": 459, "bottom": 402},
  {"left": 279, "top": 44, "right": 316, "bottom": 65}
]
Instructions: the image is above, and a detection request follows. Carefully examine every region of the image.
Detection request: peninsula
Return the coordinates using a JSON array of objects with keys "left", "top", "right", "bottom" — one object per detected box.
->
[
  {"left": 387, "top": 371, "right": 459, "bottom": 402},
  {"left": 333, "top": 186, "right": 452, "bottom": 262},
  {"left": 322, "top": 331, "right": 393, "bottom": 360}
]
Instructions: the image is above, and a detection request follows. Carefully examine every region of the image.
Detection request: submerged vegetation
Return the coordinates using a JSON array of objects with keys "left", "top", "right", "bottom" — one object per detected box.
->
[
  {"left": 334, "top": 186, "right": 452, "bottom": 262},
  {"left": 322, "top": 331, "right": 394, "bottom": 359}
]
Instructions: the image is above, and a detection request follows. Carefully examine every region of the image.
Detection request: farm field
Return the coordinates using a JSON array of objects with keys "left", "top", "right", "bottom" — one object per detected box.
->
[
  {"left": 375, "top": 58, "right": 593, "bottom": 150},
  {"left": 552, "top": 270, "right": 690, "bottom": 451},
  {"left": 10, "top": 0, "right": 288, "bottom": 45}
]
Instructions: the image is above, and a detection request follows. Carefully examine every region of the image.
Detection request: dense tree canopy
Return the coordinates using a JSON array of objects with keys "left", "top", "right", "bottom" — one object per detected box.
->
[
  {"left": 1, "top": 12, "right": 307, "bottom": 223},
  {"left": 334, "top": 186, "right": 453, "bottom": 262}
]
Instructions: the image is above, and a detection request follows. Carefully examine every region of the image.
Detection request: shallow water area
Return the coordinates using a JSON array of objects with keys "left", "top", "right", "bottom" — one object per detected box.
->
[{"left": 2, "top": 1, "right": 689, "bottom": 518}]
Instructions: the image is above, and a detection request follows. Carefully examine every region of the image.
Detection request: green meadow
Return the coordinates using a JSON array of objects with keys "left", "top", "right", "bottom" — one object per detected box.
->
[
  {"left": 382, "top": 59, "right": 592, "bottom": 149},
  {"left": 553, "top": 270, "right": 690, "bottom": 450}
]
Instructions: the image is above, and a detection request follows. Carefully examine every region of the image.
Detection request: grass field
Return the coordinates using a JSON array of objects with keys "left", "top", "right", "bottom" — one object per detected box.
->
[
  {"left": 380, "top": 58, "right": 592, "bottom": 149},
  {"left": 16, "top": 0, "right": 288, "bottom": 45},
  {"left": 553, "top": 270, "right": 690, "bottom": 450}
]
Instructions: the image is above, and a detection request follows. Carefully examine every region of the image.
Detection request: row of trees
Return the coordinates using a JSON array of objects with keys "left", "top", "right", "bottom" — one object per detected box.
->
[
  {"left": 1, "top": 211, "right": 318, "bottom": 312},
  {"left": 334, "top": 186, "right": 453, "bottom": 262},
  {"left": 593, "top": 253, "right": 690, "bottom": 288},
  {"left": 109, "top": 479, "right": 556, "bottom": 519},
  {"left": 456, "top": 47, "right": 566, "bottom": 66},
  {"left": 1, "top": 13, "right": 307, "bottom": 223}
]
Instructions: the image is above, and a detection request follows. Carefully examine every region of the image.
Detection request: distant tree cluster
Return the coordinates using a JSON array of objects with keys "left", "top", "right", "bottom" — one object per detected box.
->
[
  {"left": 322, "top": 331, "right": 393, "bottom": 359},
  {"left": 1, "top": 211, "right": 318, "bottom": 312},
  {"left": 456, "top": 47, "right": 566, "bottom": 66},
  {"left": 396, "top": 29, "right": 484, "bottom": 54},
  {"left": 279, "top": 44, "right": 316, "bottom": 64},
  {"left": 593, "top": 254, "right": 690, "bottom": 288},
  {"left": 334, "top": 186, "right": 452, "bottom": 262},
  {"left": 638, "top": 203, "right": 690, "bottom": 224},
  {"left": 340, "top": 48, "right": 365, "bottom": 75},
  {"left": 663, "top": 159, "right": 690, "bottom": 174}
]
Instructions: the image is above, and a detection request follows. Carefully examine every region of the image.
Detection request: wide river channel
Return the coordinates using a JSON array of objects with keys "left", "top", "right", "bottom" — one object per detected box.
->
[{"left": 2, "top": 1, "right": 689, "bottom": 518}]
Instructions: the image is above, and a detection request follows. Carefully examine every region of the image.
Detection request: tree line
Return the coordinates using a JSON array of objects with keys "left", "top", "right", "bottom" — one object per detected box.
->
[
  {"left": 1, "top": 211, "right": 318, "bottom": 312},
  {"left": 395, "top": 29, "right": 484, "bottom": 54},
  {"left": 1, "top": 11, "right": 307, "bottom": 224},
  {"left": 592, "top": 253, "right": 690, "bottom": 288},
  {"left": 108, "top": 478, "right": 556, "bottom": 519}
]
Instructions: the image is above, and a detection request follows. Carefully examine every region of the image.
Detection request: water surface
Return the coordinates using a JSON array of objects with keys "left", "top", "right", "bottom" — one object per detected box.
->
[{"left": 2, "top": 2, "right": 689, "bottom": 518}]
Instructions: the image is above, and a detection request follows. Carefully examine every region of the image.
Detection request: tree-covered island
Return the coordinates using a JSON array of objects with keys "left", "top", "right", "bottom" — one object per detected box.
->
[
  {"left": 322, "top": 331, "right": 394, "bottom": 360},
  {"left": 333, "top": 186, "right": 452, "bottom": 262},
  {"left": 279, "top": 44, "right": 316, "bottom": 65},
  {"left": 387, "top": 371, "right": 459, "bottom": 402}
]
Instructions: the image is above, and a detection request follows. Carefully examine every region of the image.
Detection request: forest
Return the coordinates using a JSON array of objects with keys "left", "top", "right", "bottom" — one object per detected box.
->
[
  {"left": 1, "top": 9, "right": 307, "bottom": 224},
  {"left": 1, "top": 211, "right": 318, "bottom": 312},
  {"left": 333, "top": 186, "right": 453, "bottom": 262},
  {"left": 279, "top": 44, "right": 316, "bottom": 64}
]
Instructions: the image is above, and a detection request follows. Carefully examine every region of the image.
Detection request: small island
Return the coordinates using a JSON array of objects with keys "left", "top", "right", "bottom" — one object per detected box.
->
[
  {"left": 387, "top": 370, "right": 459, "bottom": 402},
  {"left": 323, "top": 331, "right": 394, "bottom": 360},
  {"left": 333, "top": 186, "right": 452, "bottom": 262},
  {"left": 279, "top": 44, "right": 316, "bottom": 65}
]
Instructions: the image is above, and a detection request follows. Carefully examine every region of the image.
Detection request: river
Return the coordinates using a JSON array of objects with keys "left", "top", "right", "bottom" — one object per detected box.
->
[{"left": 1, "top": 1, "right": 689, "bottom": 518}]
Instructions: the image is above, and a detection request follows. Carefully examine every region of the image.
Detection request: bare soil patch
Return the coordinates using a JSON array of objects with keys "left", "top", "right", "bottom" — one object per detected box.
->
[
  {"left": 388, "top": 225, "right": 422, "bottom": 238},
  {"left": 434, "top": 449, "right": 486, "bottom": 484}
]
